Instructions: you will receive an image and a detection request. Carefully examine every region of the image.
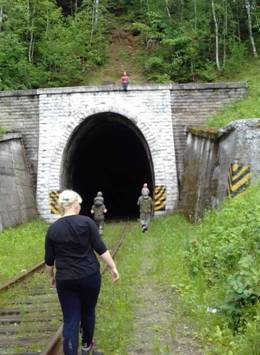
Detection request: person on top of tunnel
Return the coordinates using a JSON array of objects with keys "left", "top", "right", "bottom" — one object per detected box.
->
[
  {"left": 137, "top": 183, "right": 153, "bottom": 233},
  {"left": 121, "top": 71, "right": 129, "bottom": 91},
  {"left": 44, "top": 189, "right": 119, "bottom": 355},
  {"left": 91, "top": 191, "right": 107, "bottom": 236}
]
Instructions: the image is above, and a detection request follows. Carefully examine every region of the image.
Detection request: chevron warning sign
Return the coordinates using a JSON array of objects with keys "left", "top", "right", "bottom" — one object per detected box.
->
[
  {"left": 154, "top": 185, "right": 166, "bottom": 211},
  {"left": 49, "top": 191, "right": 60, "bottom": 214},
  {"left": 228, "top": 163, "right": 252, "bottom": 198}
]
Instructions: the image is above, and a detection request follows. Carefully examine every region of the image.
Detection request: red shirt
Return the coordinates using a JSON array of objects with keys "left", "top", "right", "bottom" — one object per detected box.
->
[{"left": 121, "top": 75, "right": 129, "bottom": 83}]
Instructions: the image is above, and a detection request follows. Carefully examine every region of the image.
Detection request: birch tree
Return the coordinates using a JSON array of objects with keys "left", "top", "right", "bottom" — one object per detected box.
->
[
  {"left": 90, "top": 0, "right": 99, "bottom": 41},
  {"left": 211, "top": 0, "right": 221, "bottom": 71},
  {"left": 0, "top": 6, "right": 3, "bottom": 32},
  {"left": 27, "top": 0, "right": 35, "bottom": 63},
  {"left": 165, "top": 0, "right": 171, "bottom": 17},
  {"left": 193, "top": 0, "right": 197, "bottom": 31},
  {"left": 245, "top": 0, "right": 258, "bottom": 57},
  {"left": 223, "top": 0, "right": 227, "bottom": 68}
]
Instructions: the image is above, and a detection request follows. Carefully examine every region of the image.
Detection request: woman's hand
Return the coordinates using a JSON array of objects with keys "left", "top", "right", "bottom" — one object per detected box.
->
[
  {"left": 111, "top": 267, "right": 119, "bottom": 282},
  {"left": 49, "top": 275, "right": 56, "bottom": 288},
  {"left": 100, "top": 250, "right": 119, "bottom": 282}
]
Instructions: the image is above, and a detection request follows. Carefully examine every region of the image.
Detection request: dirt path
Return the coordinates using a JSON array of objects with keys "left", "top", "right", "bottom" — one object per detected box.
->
[
  {"left": 128, "top": 238, "right": 202, "bottom": 354},
  {"left": 87, "top": 29, "right": 146, "bottom": 85}
]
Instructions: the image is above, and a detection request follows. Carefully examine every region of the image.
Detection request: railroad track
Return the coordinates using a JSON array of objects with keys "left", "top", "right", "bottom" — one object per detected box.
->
[{"left": 0, "top": 222, "right": 130, "bottom": 354}]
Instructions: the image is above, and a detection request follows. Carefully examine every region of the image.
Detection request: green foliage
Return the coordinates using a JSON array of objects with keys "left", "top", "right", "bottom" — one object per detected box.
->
[
  {"left": 223, "top": 254, "right": 260, "bottom": 331},
  {"left": 207, "top": 58, "right": 260, "bottom": 128},
  {"left": 0, "top": 0, "right": 259, "bottom": 88},
  {"left": 96, "top": 222, "right": 142, "bottom": 352},
  {"left": 0, "top": 126, "right": 6, "bottom": 136},
  {"left": 128, "top": 0, "right": 259, "bottom": 83},
  {"left": 186, "top": 183, "right": 260, "bottom": 335},
  {"left": 0, "top": 0, "right": 107, "bottom": 89}
]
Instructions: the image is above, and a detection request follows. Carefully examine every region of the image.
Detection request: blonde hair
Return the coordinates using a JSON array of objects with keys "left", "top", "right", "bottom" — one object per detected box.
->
[{"left": 58, "top": 190, "right": 82, "bottom": 208}]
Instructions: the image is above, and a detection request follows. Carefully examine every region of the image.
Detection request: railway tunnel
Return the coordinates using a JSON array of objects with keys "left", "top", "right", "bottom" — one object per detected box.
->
[{"left": 62, "top": 112, "right": 154, "bottom": 219}]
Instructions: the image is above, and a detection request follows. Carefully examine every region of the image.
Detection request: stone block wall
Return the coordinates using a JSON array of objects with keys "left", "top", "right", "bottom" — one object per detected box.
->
[
  {"left": 170, "top": 83, "right": 247, "bottom": 183},
  {"left": 0, "top": 83, "right": 248, "bottom": 221},
  {"left": 181, "top": 119, "right": 260, "bottom": 222},
  {"left": 181, "top": 129, "right": 220, "bottom": 222},
  {"left": 0, "top": 134, "right": 37, "bottom": 231},
  {"left": 0, "top": 90, "right": 39, "bottom": 188}
]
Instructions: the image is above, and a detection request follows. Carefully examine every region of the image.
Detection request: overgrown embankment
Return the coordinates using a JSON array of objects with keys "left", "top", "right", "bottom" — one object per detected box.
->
[
  {"left": 207, "top": 58, "right": 260, "bottom": 128},
  {"left": 97, "top": 183, "right": 260, "bottom": 354}
]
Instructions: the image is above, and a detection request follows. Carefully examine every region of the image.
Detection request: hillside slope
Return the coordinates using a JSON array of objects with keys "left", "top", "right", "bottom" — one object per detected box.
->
[
  {"left": 207, "top": 58, "right": 260, "bottom": 127},
  {"left": 87, "top": 29, "right": 146, "bottom": 85}
]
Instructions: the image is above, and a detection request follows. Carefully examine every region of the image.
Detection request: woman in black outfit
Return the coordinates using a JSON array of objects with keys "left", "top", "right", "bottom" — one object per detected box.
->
[{"left": 45, "top": 190, "right": 119, "bottom": 355}]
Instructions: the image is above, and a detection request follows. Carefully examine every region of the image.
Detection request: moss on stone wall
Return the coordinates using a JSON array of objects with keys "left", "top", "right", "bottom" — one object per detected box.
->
[{"left": 187, "top": 127, "right": 219, "bottom": 140}]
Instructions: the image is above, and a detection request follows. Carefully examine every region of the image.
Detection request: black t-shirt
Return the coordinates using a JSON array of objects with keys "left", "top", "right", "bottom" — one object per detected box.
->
[{"left": 45, "top": 215, "right": 107, "bottom": 280}]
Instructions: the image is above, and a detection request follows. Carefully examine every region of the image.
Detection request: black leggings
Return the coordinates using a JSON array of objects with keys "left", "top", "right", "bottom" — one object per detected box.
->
[{"left": 56, "top": 272, "right": 101, "bottom": 355}]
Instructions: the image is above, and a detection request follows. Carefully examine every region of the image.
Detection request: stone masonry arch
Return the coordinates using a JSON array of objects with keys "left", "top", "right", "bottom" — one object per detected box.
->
[
  {"left": 36, "top": 87, "right": 178, "bottom": 222},
  {"left": 51, "top": 104, "right": 159, "bottom": 187}
]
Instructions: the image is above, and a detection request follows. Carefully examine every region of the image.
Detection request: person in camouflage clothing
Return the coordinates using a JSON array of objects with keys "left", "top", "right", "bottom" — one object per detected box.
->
[
  {"left": 137, "top": 184, "right": 153, "bottom": 232},
  {"left": 91, "top": 192, "right": 107, "bottom": 236}
]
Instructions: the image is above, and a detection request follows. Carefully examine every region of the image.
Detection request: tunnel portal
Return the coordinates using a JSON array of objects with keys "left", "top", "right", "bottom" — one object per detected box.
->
[{"left": 62, "top": 113, "right": 154, "bottom": 219}]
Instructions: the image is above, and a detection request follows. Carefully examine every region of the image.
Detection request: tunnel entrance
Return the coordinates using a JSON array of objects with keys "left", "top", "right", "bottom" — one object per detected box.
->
[{"left": 62, "top": 113, "right": 154, "bottom": 219}]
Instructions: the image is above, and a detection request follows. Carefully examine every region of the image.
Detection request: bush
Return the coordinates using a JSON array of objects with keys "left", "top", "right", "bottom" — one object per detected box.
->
[{"left": 186, "top": 183, "right": 260, "bottom": 331}]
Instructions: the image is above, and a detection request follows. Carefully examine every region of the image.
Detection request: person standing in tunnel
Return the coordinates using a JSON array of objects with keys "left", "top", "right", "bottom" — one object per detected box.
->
[
  {"left": 137, "top": 183, "right": 153, "bottom": 232},
  {"left": 91, "top": 192, "right": 107, "bottom": 236},
  {"left": 44, "top": 189, "right": 119, "bottom": 355},
  {"left": 141, "top": 183, "right": 150, "bottom": 196}
]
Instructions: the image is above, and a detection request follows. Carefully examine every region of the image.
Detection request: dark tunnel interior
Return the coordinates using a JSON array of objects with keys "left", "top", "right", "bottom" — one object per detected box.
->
[{"left": 62, "top": 113, "right": 154, "bottom": 219}]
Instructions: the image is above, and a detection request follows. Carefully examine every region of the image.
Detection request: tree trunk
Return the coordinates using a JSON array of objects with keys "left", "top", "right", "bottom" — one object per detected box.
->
[
  {"left": 165, "top": 0, "right": 171, "bottom": 17},
  {"left": 223, "top": 0, "right": 227, "bottom": 68},
  {"left": 90, "top": 0, "right": 99, "bottom": 42},
  {"left": 27, "top": 0, "right": 35, "bottom": 63},
  {"left": 46, "top": 7, "right": 49, "bottom": 34},
  {"left": 236, "top": 4, "right": 241, "bottom": 42},
  {"left": 211, "top": 0, "right": 221, "bottom": 71},
  {"left": 28, "top": 30, "right": 34, "bottom": 62},
  {"left": 245, "top": 0, "right": 258, "bottom": 57},
  {"left": 0, "top": 7, "right": 3, "bottom": 32},
  {"left": 193, "top": 0, "right": 197, "bottom": 31},
  {"left": 180, "top": 0, "right": 184, "bottom": 22}
]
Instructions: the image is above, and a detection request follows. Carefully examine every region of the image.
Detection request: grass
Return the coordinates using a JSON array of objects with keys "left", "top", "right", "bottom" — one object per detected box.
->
[
  {"left": 95, "top": 184, "right": 260, "bottom": 354},
  {"left": 207, "top": 57, "right": 260, "bottom": 128},
  {"left": 96, "top": 222, "right": 142, "bottom": 353},
  {"left": 82, "top": 10, "right": 146, "bottom": 86},
  {"left": 95, "top": 216, "right": 197, "bottom": 353},
  {"left": 0, "top": 126, "right": 6, "bottom": 136},
  {"left": 86, "top": 41, "right": 146, "bottom": 86},
  {"left": 1, "top": 195, "right": 259, "bottom": 354},
  {"left": 0, "top": 219, "right": 48, "bottom": 284}
]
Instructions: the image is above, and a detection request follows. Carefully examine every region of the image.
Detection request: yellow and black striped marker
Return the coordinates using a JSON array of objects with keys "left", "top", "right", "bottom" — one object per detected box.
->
[
  {"left": 228, "top": 163, "right": 252, "bottom": 197},
  {"left": 49, "top": 191, "right": 60, "bottom": 214},
  {"left": 154, "top": 185, "right": 166, "bottom": 211}
]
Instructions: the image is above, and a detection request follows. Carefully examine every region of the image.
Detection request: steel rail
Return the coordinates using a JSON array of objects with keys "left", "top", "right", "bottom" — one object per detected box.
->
[{"left": 0, "top": 261, "right": 45, "bottom": 294}]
